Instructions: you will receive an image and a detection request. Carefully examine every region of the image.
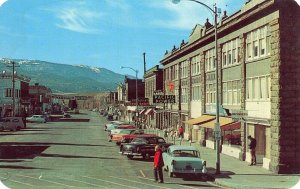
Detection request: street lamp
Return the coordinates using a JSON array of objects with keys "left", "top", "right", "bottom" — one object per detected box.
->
[
  {"left": 172, "top": 0, "right": 221, "bottom": 174},
  {"left": 121, "top": 66, "right": 139, "bottom": 127}
]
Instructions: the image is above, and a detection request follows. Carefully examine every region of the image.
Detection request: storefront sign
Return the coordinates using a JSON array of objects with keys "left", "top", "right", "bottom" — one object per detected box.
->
[{"left": 153, "top": 95, "right": 176, "bottom": 103}]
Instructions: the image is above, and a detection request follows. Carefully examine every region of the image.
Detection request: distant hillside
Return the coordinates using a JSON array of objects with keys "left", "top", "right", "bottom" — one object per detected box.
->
[{"left": 0, "top": 58, "right": 127, "bottom": 93}]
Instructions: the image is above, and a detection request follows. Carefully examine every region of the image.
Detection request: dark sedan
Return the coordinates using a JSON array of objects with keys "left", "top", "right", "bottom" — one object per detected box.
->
[{"left": 120, "top": 136, "right": 172, "bottom": 160}]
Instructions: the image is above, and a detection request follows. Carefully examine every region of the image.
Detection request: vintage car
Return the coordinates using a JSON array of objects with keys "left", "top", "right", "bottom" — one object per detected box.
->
[
  {"left": 162, "top": 145, "right": 207, "bottom": 177},
  {"left": 26, "top": 115, "right": 47, "bottom": 123},
  {"left": 116, "top": 133, "right": 157, "bottom": 145},
  {"left": 0, "top": 117, "right": 25, "bottom": 131},
  {"left": 104, "top": 121, "right": 124, "bottom": 131},
  {"left": 108, "top": 128, "right": 139, "bottom": 142},
  {"left": 120, "top": 136, "right": 172, "bottom": 160}
]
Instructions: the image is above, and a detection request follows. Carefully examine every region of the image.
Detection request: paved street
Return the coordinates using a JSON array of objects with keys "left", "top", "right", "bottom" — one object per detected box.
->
[{"left": 0, "top": 111, "right": 221, "bottom": 189}]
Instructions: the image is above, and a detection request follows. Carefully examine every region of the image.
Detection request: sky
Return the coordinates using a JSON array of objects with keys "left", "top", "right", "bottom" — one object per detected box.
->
[{"left": 0, "top": 0, "right": 248, "bottom": 78}]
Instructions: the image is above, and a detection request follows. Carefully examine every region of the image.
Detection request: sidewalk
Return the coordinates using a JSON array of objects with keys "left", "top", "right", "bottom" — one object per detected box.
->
[{"left": 146, "top": 129, "right": 300, "bottom": 189}]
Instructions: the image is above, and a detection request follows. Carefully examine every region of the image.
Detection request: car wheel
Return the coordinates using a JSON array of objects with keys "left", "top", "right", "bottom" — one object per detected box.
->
[
  {"left": 0, "top": 127, "right": 3, "bottom": 132},
  {"left": 16, "top": 126, "right": 21, "bottom": 131},
  {"left": 127, "top": 155, "right": 133, "bottom": 159},
  {"left": 142, "top": 153, "right": 150, "bottom": 160}
]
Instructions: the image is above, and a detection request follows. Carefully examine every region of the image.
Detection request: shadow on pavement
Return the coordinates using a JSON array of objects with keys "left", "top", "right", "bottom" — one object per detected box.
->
[
  {"left": 40, "top": 153, "right": 118, "bottom": 160},
  {"left": 0, "top": 145, "right": 50, "bottom": 159},
  {"left": 206, "top": 167, "right": 235, "bottom": 179},
  {"left": 0, "top": 165, "right": 50, "bottom": 170},
  {"left": 176, "top": 173, "right": 215, "bottom": 182},
  {"left": 0, "top": 142, "right": 111, "bottom": 147},
  {"left": 0, "top": 133, "right": 65, "bottom": 136}
]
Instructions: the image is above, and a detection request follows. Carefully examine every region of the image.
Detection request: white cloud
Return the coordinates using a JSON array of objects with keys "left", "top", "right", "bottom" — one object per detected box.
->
[
  {"left": 0, "top": 0, "right": 8, "bottom": 7},
  {"left": 148, "top": 0, "right": 241, "bottom": 30},
  {"left": 46, "top": 2, "right": 105, "bottom": 34}
]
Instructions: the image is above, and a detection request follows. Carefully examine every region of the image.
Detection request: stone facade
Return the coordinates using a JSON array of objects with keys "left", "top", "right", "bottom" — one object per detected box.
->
[
  {"left": 269, "top": 0, "right": 300, "bottom": 173},
  {"left": 159, "top": 0, "right": 300, "bottom": 173}
]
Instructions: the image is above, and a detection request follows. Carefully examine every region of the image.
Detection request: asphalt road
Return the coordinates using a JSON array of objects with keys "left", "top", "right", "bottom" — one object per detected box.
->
[{"left": 0, "top": 111, "right": 223, "bottom": 189}]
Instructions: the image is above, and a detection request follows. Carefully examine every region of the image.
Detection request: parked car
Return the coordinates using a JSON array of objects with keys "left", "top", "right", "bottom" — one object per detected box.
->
[
  {"left": 0, "top": 117, "right": 26, "bottom": 131},
  {"left": 116, "top": 132, "right": 157, "bottom": 145},
  {"left": 110, "top": 127, "right": 138, "bottom": 136},
  {"left": 104, "top": 121, "right": 125, "bottom": 131},
  {"left": 120, "top": 136, "right": 172, "bottom": 160},
  {"left": 162, "top": 145, "right": 207, "bottom": 177},
  {"left": 110, "top": 129, "right": 145, "bottom": 144},
  {"left": 109, "top": 128, "right": 140, "bottom": 142},
  {"left": 63, "top": 113, "right": 71, "bottom": 118},
  {"left": 26, "top": 115, "right": 47, "bottom": 123},
  {"left": 107, "top": 114, "right": 114, "bottom": 121}
]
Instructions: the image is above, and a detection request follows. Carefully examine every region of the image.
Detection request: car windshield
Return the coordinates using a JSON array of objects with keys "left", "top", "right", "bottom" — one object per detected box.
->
[
  {"left": 172, "top": 150, "right": 199, "bottom": 158},
  {"left": 131, "top": 138, "right": 146, "bottom": 143},
  {"left": 118, "top": 129, "right": 134, "bottom": 134}
]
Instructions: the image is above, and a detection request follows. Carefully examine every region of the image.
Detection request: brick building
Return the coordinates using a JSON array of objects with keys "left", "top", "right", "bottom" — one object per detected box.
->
[{"left": 159, "top": 0, "right": 299, "bottom": 173}]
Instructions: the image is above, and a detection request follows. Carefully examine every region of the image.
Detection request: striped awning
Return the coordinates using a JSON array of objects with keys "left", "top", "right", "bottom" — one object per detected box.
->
[{"left": 145, "top": 108, "right": 154, "bottom": 115}]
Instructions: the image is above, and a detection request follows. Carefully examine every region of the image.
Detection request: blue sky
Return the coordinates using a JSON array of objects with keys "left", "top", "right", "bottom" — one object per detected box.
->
[{"left": 0, "top": 0, "right": 246, "bottom": 78}]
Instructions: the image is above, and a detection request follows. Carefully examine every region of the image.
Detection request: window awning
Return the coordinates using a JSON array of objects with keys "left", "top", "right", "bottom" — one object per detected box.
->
[
  {"left": 145, "top": 108, "right": 154, "bottom": 115},
  {"left": 139, "top": 109, "right": 147, "bottom": 115},
  {"left": 222, "top": 121, "right": 241, "bottom": 131},
  {"left": 201, "top": 117, "right": 234, "bottom": 129},
  {"left": 183, "top": 115, "right": 215, "bottom": 125}
]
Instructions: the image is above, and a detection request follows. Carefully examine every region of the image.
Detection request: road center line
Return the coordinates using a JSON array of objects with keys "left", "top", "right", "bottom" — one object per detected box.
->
[
  {"left": 109, "top": 176, "right": 171, "bottom": 189},
  {"left": 70, "top": 178, "right": 105, "bottom": 188},
  {"left": 139, "top": 170, "right": 146, "bottom": 177},
  {"left": 82, "top": 176, "right": 139, "bottom": 189},
  {"left": 16, "top": 174, "right": 74, "bottom": 188},
  {"left": 0, "top": 176, "right": 33, "bottom": 187}
]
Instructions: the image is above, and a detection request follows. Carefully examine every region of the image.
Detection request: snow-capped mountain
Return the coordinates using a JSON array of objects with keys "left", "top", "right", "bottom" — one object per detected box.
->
[{"left": 0, "top": 58, "right": 125, "bottom": 93}]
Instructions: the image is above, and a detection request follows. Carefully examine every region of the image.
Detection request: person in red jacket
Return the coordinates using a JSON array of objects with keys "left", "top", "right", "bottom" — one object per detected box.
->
[
  {"left": 153, "top": 145, "right": 164, "bottom": 183},
  {"left": 178, "top": 126, "right": 184, "bottom": 139}
]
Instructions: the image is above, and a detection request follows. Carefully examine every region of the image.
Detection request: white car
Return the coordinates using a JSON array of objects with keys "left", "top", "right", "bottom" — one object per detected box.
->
[
  {"left": 26, "top": 115, "right": 47, "bottom": 123},
  {"left": 0, "top": 117, "right": 25, "bottom": 131},
  {"left": 163, "top": 145, "right": 207, "bottom": 177},
  {"left": 104, "top": 121, "right": 124, "bottom": 131}
]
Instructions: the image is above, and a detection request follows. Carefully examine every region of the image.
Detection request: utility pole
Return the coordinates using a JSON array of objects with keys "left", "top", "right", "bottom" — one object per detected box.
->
[{"left": 6, "top": 60, "right": 20, "bottom": 117}]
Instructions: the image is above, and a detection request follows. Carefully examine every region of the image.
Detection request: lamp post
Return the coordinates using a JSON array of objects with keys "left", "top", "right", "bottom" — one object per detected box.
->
[
  {"left": 121, "top": 66, "right": 139, "bottom": 127},
  {"left": 172, "top": 0, "right": 221, "bottom": 174}
]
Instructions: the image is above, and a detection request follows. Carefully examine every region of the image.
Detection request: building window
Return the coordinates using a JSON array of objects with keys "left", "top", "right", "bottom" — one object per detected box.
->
[
  {"left": 246, "top": 75, "right": 270, "bottom": 101},
  {"left": 222, "top": 38, "right": 240, "bottom": 67},
  {"left": 205, "top": 48, "right": 215, "bottom": 72},
  {"left": 223, "top": 80, "right": 241, "bottom": 105},
  {"left": 192, "top": 85, "right": 201, "bottom": 101},
  {"left": 191, "top": 55, "right": 201, "bottom": 76},
  {"left": 206, "top": 83, "right": 216, "bottom": 104},
  {"left": 181, "top": 87, "right": 188, "bottom": 103},
  {"left": 246, "top": 25, "right": 269, "bottom": 61},
  {"left": 180, "top": 60, "right": 188, "bottom": 79}
]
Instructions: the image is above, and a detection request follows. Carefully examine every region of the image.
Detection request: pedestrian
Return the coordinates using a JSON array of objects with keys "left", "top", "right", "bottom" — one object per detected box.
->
[
  {"left": 153, "top": 145, "right": 164, "bottom": 183},
  {"left": 248, "top": 135, "right": 257, "bottom": 166},
  {"left": 178, "top": 126, "right": 184, "bottom": 139},
  {"left": 163, "top": 128, "right": 168, "bottom": 138}
]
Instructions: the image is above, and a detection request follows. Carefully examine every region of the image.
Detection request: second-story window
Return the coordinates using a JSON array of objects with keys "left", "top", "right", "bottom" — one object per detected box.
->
[
  {"left": 222, "top": 38, "right": 240, "bottom": 67},
  {"left": 191, "top": 55, "right": 201, "bottom": 76},
  {"left": 205, "top": 48, "right": 215, "bottom": 72},
  {"left": 246, "top": 25, "right": 270, "bottom": 61}
]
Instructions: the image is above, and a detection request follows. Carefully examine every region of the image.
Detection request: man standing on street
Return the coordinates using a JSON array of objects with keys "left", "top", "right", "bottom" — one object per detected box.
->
[
  {"left": 153, "top": 145, "right": 164, "bottom": 183},
  {"left": 248, "top": 135, "right": 257, "bottom": 166}
]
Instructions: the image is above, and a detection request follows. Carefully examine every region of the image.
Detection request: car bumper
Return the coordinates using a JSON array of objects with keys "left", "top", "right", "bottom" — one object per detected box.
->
[{"left": 120, "top": 151, "right": 142, "bottom": 156}]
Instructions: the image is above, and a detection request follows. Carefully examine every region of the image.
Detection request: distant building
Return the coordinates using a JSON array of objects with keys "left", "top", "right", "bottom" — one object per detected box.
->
[
  {"left": 0, "top": 71, "right": 30, "bottom": 117},
  {"left": 29, "top": 83, "right": 52, "bottom": 115},
  {"left": 143, "top": 65, "right": 163, "bottom": 129}
]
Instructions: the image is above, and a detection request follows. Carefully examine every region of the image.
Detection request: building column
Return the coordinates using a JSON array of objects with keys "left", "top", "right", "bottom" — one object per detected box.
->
[
  {"left": 269, "top": 1, "right": 300, "bottom": 173},
  {"left": 239, "top": 34, "right": 247, "bottom": 161}
]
